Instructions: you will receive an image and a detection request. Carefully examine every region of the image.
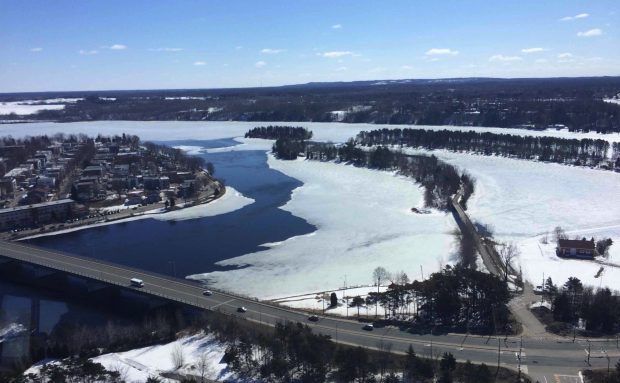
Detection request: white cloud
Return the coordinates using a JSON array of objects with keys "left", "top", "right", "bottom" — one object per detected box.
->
[
  {"left": 109, "top": 44, "right": 127, "bottom": 50},
  {"left": 535, "top": 58, "right": 548, "bottom": 64},
  {"left": 331, "top": 24, "right": 342, "bottom": 29},
  {"left": 521, "top": 47, "right": 545, "bottom": 53},
  {"left": 425, "top": 48, "right": 459, "bottom": 56},
  {"left": 489, "top": 54, "right": 523, "bottom": 62},
  {"left": 335, "top": 66, "right": 348, "bottom": 71},
  {"left": 235, "top": 46, "right": 243, "bottom": 50},
  {"left": 557, "top": 52, "right": 573, "bottom": 59},
  {"left": 149, "top": 47, "right": 183, "bottom": 52},
  {"left": 577, "top": 28, "right": 602, "bottom": 37},
  {"left": 560, "top": 13, "right": 589, "bottom": 21},
  {"left": 319, "top": 51, "right": 355, "bottom": 58},
  {"left": 401, "top": 65, "right": 414, "bottom": 70},
  {"left": 260, "top": 48, "right": 284, "bottom": 54},
  {"left": 255, "top": 60, "right": 267, "bottom": 68},
  {"left": 30, "top": 47, "right": 43, "bottom": 52},
  {"left": 193, "top": 61, "right": 206, "bottom": 66},
  {"left": 79, "top": 49, "right": 99, "bottom": 55}
]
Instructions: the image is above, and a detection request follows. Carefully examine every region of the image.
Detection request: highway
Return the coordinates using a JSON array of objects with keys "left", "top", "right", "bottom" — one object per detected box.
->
[{"left": 1, "top": 240, "right": 617, "bottom": 382}]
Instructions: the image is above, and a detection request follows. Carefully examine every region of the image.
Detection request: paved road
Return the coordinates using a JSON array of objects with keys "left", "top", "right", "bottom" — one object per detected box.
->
[{"left": 0, "top": 240, "right": 617, "bottom": 382}]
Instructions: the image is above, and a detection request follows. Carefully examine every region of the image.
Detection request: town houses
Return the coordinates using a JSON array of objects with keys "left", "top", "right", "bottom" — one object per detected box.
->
[{"left": 0, "top": 134, "right": 217, "bottom": 232}]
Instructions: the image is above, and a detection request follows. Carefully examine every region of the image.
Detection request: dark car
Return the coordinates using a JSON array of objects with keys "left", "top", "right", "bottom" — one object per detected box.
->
[
  {"left": 362, "top": 324, "right": 374, "bottom": 331},
  {"left": 308, "top": 315, "right": 319, "bottom": 322},
  {"left": 237, "top": 307, "right": 247, "bottom": 313},
  {"left": 202, "top": 290, "right": 213, "bottom": 296}
]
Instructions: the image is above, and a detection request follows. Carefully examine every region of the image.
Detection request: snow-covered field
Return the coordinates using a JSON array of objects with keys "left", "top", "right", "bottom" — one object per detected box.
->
[
  {"left": 189, "top": 151, "right": 457, "bottom": 299},
  {"left": 0, "top": 98, "right": 82, "bottom": 115},
  {"left": 410, "top": 149, "right": 620, "bottom": 291},
  {"left": 271, "top": 285, "right": 396, "bottom": 317},
  {"left": 25, "top": 332, "right": 232, "bottom": 383}
]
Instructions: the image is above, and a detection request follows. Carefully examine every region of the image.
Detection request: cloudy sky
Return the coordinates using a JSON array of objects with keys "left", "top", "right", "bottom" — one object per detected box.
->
[{"left": 1, "top": 0, "right": 619, "bottom": 92}]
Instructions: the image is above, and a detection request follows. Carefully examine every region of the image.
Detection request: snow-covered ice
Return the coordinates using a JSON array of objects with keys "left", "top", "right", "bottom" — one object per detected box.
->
[
  {"left": 189, "top": 153, "right": 457, "bottom": 299},
  {"left": 1, "top": 121, "right": 619, "bottom": 147}
]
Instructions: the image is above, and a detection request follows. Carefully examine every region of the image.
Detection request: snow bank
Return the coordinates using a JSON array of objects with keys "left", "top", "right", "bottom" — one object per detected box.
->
[
  {"left": 271, "top": 285, "right": 392, "bottom": 317},
  {"left": 0, "top": 322, "right": 26, "bottom": 343},
  {"left": 24, "top": 332, "right": 231, "bottom": 383},
  {"left": 189, "top": 154, "right": 457, "bottom": 299},
  {"left": 21, "top": 187, "right": 254, "bottom": 240}
]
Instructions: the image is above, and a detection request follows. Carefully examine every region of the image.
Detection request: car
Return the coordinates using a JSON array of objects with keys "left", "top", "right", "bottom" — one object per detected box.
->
[
  {"left": 130, "top": 278, "right": 144, "bottom": 287},
  {"left": 362, "top": 324, "right": 374, "bottom": 331},
  {"left": 308, "top": 315, "right": 319, "bottom": 322},
  {"left": 202, "top": 290, "right": 213, "bottom": 296},
  {"left": 237, "top": 307, "right": 247, "bottom": 313}
]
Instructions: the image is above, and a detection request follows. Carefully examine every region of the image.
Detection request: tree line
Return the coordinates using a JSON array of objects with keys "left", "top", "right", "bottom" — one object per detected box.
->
[
  {"left": 355, "top": 128, "right": 611, "bottom": 168},
  {"left": 539, "top": 276, "right": 620, "bottom": 335},
  {"left": 305, "top": 141, "right": 474, "bottom": 210},
  {"left": 11, "top": 77, "right": 620, "bottom": 133}
]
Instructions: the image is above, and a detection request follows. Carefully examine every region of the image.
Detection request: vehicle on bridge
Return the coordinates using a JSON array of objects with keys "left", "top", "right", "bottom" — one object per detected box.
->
[
  {"left": 130, "top": 278, "right": 144, "bottom": 287},
  {"left": 237, "top": 306, "right": 247, "bottom": 313}
]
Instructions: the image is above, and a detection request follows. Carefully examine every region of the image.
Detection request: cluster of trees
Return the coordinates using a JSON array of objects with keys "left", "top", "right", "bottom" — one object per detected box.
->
[
  {"left": 245, "top": 125, "right": 313, "bottom": 140},
  {"left": 306, "top": 142, "right": 474, "bottom": 210},
  {"left": 142, "top": 142, "right": 209, "bottom": 173},
  {"left": 244, "top": 126, "right": 313, "bottom": 160},
  {"left": 363, "top": 266, "right": 510, "bottom": 334},
  {"left": 355, "top": 128, "right": 611, "bottom": 167},
  {"left": 543, "top": 276, "right": 620, "bottom": 335},
  {"left": 10, "top": 77, "right": 620, "bottom": 133},
  {"left": 221, "top": 320, "right": 495, "bottom": 383},
  {"left": 272, "top": 138, "right": 307, "bottom": 160}
]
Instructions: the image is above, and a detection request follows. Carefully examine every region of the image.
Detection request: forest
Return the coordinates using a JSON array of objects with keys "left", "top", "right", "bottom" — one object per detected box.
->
[
  {"left": 4, "top": 77, "right": 620, "bottom": 133},
  {"left": 355, "top": 128, "right": 612, "bottom": 167}
]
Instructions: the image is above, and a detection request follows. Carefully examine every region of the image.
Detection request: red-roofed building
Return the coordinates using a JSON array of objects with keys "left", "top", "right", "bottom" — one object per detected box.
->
[{"left": 557, "top": 239, "right": 596, "bottom": 259}]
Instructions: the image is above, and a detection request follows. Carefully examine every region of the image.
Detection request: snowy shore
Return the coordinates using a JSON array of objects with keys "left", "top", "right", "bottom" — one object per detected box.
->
[{"left": 20, "top": 186, "right": 254, "bottom": 240}]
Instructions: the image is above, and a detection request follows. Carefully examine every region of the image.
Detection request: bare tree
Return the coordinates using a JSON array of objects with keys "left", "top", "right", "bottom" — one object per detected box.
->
[
  {"left": 171, "top": 344, "right": 185, "bottom": 370},
  {"left": 553, "top": 226, "right": 567, "bottom": 244},
  {"left": 372, "top": 267, "right": 390, "bottom": 317},
  {"left": 499, "top": 242, "right": 520, "bottom": 284},
  {"left": 197, "top": 351, "right": 213, "bottom": 383}
]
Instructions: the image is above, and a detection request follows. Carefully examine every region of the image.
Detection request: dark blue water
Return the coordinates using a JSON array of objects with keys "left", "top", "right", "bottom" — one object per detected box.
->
[{"left": 24, "top": 139, "right": 316, "bottom": 278}]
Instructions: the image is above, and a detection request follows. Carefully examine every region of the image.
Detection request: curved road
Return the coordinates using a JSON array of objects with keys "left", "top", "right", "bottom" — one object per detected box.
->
[{"left": 1, "top": 240, "right": 617, "bottom": 382}]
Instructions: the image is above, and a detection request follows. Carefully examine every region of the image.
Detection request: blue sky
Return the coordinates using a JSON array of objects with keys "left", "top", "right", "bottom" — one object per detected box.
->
[{"left": 1, "top": 0, "right": 619, "bottom": 92}]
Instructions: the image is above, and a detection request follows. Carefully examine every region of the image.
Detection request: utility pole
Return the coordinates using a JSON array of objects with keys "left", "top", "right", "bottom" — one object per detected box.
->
[
  {"left": 420, "top": 265, "right": 424, "bottom": 280},
  {"left": 586, "top": 340, "right": 591, "bottom": 366},
  {"left": 517, "top": 336, "right": 523, "bottom": 380}
]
